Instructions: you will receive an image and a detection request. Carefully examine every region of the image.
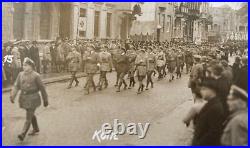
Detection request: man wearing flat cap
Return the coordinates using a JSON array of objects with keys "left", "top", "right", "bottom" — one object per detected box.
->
[{"left": 221, "top": 85, "right": 248, "bottom": 146}]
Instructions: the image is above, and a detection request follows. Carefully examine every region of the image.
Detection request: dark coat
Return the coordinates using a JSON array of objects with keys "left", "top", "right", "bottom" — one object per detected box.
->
[
  {"left": 115, "top": 54, "right": 130, "bottom": 73},
  {"left": 29, "top": 45, "right": 40, "bottom": 72},
  {"left": 192, "top": 97, "right": 225, "bottom": 146},
  {"left": 234, "top": 65, "right": 248, "bottom": 92}
]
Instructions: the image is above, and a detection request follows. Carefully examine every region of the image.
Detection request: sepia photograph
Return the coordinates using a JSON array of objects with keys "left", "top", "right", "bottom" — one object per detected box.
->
[{"left": 2, "top": 2, "right": 248, "bottom": 146}]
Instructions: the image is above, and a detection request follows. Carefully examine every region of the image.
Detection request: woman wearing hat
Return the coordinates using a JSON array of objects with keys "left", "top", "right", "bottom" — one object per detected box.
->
[
  {"left": 10, "top": 57, "right": 48, "bottom": 141},
  {"left": 135, "top": 48, "right": 148, "bottom": 94}
]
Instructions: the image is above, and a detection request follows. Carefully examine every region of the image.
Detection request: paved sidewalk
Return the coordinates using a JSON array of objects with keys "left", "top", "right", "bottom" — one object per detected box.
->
[{"left": 2, "top": 72, "right": 86, "bottom": 93}]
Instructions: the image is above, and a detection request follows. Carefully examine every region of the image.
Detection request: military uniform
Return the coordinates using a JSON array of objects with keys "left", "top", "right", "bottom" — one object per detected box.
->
[
  {"left": 11, "top": 69, "right": 48, "bottom": 141},
  {"left": 97, "top": 50, "right": 112, "bottom": 90},
  {"left": 168, "top": 52, "right": 177, "bottom": 82},
  {"left": 135, "top": 50, "right": 147, "bottom": 94},
  {"left": 83, "top": 50, "right": 98, "bottom": 94},
  {"left": 66, "top": 49, "right": 81, "bottom": 88},
  {"left": 115, "top": 50, "right": 129, "bottom": 92},
  {"left": 156, "top": 51, "right": 166, "bottom": 79},
  {"left": 146, "top": 51, "right": 156, "bottom": 89},
  {"left": 127, "top": 49, "right": 137, "bottom": 88}
]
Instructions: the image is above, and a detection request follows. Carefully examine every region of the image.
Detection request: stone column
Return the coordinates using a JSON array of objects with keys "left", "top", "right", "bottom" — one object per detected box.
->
[
  {"left": 2, "top": 3, "right": 14, "bottom": 42},
  {"left": 70, "top": 2, "right": 80, "bottom": 40},
  {"left": 49, "top": 3, "right": 60, "bottom": 40},
  {"left": 86, "top": 3, "right": 95, "bottom": 39},
  {"left": 23, "top": 2, "right": 40, "bottom": 40},
  {"left": 100, "top": 4, "right": 107, "bottom": 39}
]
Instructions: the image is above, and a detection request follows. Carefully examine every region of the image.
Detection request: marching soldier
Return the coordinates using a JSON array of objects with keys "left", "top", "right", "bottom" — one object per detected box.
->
[
  {"left": 135, "top": 49, "right": 148, "bottom": 94},
  {"left": 127, "top": 47, "right": 137, "bottom": 89},
  {"left": 115, "top": 48, "right": 130, "bottom": 92},
  {"left": 10, "top": 57, "right": 48, "bottom": 141},
  {"left": 82, "top": 45, "right": 99, "bottom": 95},
  {"left": 168, "top": 50, "right": 177, "bottom": 82},
  {"left": 156, "top": 47, "right": 166, "bottom": 80},
  {"left": 66, "top": 47, "right": 81, "bottom": 89},
  {"left": 146, "top": 47, "right": 156, "bottom": 90},
  {"left": 97, "top": 46, "right": 112, "bottom": 90}
]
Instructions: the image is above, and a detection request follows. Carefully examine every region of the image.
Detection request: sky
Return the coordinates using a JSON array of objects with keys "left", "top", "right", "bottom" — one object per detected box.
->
[{"left": 209, "top": 2, "right": 245, "bottom": 10}]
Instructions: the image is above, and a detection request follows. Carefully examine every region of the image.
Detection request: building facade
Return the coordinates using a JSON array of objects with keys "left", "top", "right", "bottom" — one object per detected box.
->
[{"left": 2, "top": 2, "right": 134, "bottom": 43}]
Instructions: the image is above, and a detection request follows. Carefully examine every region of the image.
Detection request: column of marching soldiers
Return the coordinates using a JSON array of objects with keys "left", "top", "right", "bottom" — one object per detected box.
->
[{"left": 4, "top": 37, "right": 248, "bottom": 144}]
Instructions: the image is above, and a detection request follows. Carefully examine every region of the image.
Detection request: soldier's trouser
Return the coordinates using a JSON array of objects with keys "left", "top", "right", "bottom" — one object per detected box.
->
[
  {"left": 68, "top": 71, "right": 78, "bottom": 87},
  {"left": 128, "top": 71, "right": 135, "bottom": 87},
  {"left": 98, "top": 71, "right": 108, "bottom": 88},
  {"left": 117, "top": 72, "right": 127, "bottom": 90},
  {"left": 137, "top": 75, "right": 146, "bottom": 92},
  {"left": 157, "top": 66, "right": 164, "bottom": 79},
  {"left": 146, "top": 71, "right": 154, "bottom": 88},
  {"left": 86, "top": 73, "right": 95, "bottom": 90},
  {"left": 186, "top": 63, "right": 189, "bottom": 73},
  {"left": 115, "top": 72, "right": 121, "bottom": 86},
  {"left": 20, "top": 108, "right": 37, "bottom": 138}
]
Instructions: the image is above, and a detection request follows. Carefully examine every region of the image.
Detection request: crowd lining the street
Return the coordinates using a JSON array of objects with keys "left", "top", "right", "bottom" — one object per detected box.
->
[{"left": 4, "top": 37, "right": 248, "bottom": 145}]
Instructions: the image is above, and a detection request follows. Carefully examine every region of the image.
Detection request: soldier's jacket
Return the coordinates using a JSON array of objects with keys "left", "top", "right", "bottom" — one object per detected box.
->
[
  {"left": 127, "top": 50, "right": 137, "bottom": 72},
  {"left": 156, "top": 51, "right": 166, "bottom": 67},
  {"left": 135, "top": 54, "right": 147, "bottom": 76},
  {"left": 98, "top": 51, "right": 112, "bottom": 72},
  {"left": 115, "top": 53, "right": 130, "bottom": 73},
  {"left": 147, "top": 52, "right": 157, "bottom": 71},
  {"left": 169, "top": 53, "right": 177, "bottom": 69},
  {"left": 67, "top": 50, "right": 81, "bottom": 72},
  {"left": 83, "top": 51, "right": 98, "bottom": 74},
  {"left": 11, "top": 71, "right": 48, "bottom": 109}
]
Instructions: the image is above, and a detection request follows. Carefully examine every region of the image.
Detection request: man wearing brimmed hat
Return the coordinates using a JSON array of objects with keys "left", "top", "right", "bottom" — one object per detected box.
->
[
  {"left": 192, "top": 78, "right": 225, "bottom": 146},
  {"left": 10, "top": 57, "right": 48, "bottom": 141},
  {"left": 221, "top": 85, "right": 248, "bottom": 146}
]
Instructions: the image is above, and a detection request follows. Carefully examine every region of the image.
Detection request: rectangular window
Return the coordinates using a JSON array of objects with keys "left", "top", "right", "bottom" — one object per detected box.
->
[
  {"left": 80, "top": 8, "right": 86, "bottom": 17},
  {"left": 106, "top": 13, "right": 112, "bottom": 37},
  {"left": 94, "top": 11, "right": 100, "bottom": 37}
]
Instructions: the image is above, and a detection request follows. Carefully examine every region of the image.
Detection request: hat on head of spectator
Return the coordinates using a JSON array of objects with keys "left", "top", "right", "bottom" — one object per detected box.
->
[{"left": 229, "top": 85, "right": 248, "bottom": 103}]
